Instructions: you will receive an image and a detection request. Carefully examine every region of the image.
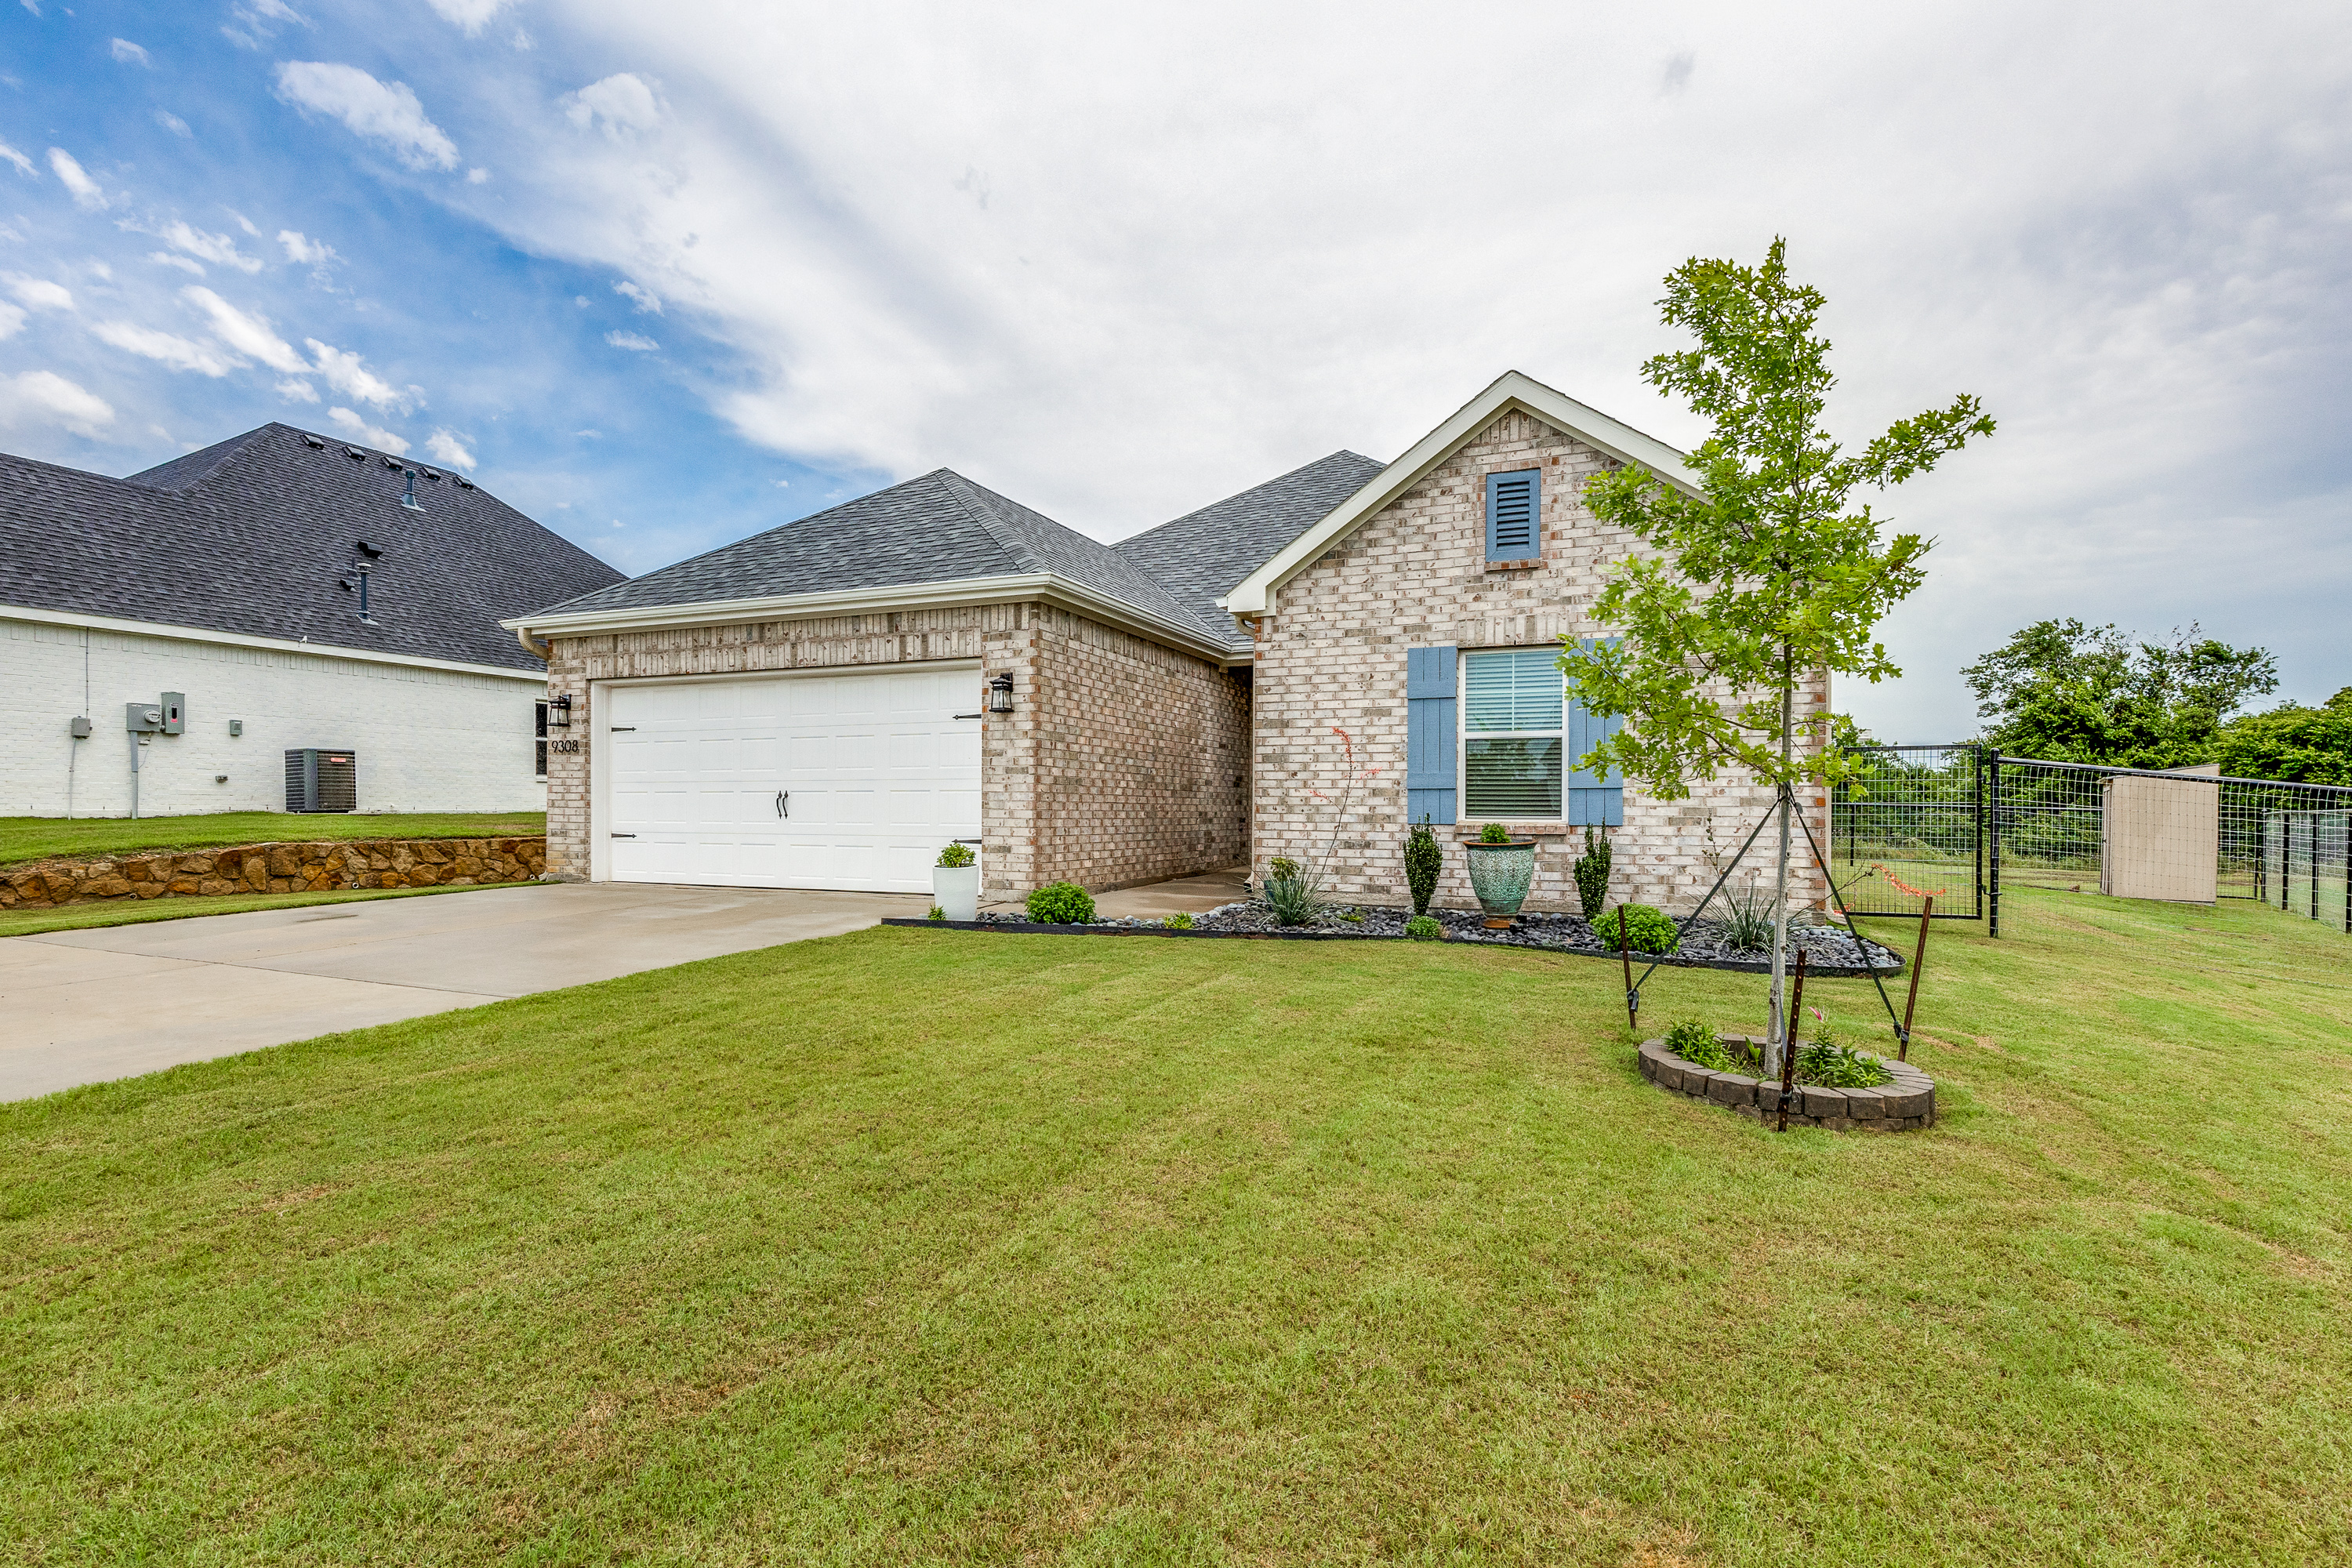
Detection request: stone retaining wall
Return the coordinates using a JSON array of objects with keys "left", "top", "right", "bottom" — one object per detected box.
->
[
  {"left": 0, "top": 837, "right": 546, "bottom": 910},
  {"left": 1637, "top": 1035, "right": 1936, "bottom": 1131}
]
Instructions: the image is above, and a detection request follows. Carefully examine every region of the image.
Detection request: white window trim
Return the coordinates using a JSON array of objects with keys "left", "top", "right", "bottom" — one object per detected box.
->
[{"left": 1458, "top": 645, "right": 1568, "bottom": 823}]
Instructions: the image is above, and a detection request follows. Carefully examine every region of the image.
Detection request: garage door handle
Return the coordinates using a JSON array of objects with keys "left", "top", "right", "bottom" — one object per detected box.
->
[
  {"left": 953, "top": 712, "right": 983, "bottom": 720},
  {"left": 776, "top": 790, "right": 789, "bottom": 818},
  {"left": 610, "top": 833, "right": 636, "bottom": 838}
]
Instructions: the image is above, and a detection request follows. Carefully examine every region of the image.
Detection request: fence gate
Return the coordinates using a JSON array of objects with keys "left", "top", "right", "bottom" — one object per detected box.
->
[{"left": 1829, "top": 744, "right": 1985, "bottom": 923}]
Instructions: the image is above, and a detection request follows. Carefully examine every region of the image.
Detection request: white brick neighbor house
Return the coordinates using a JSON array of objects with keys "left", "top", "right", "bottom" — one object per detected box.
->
[
  {"left": 509, "top": 372, "right": 1828, "bottom": 909},
  {"left": 2, "top": 423, "right": 623, "bottom": 818}
]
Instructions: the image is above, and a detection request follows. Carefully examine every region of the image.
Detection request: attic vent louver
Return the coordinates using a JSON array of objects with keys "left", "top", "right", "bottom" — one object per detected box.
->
[
  {"left": 455, "top": 475, "right": 474, "bottom": 489},
  {"left": 382, "top": 456, "right": 401, "bottom": 470},
  {"left": 420, "top": 468, "right": 439, "bottom": 481},
  {"left": 303, "top": 434, "right": 325, "bottom": 448},
  {"left": 345, "top": 446, "right": 366, "bottom": 459}
]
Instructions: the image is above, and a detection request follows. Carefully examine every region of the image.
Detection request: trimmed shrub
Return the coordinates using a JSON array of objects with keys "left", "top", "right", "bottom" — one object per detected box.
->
[
  {"left": 1025, "top": 882, "right": 1096, "bottom": 924},
  {"left": 1605, "top": 902, "right": 1679, "bottom": 954},
  {"left": 1478, "top": 822, "right": 1513, "bottom": 844},
  {"left": 936, "top": 842, "right": 975, "bottom": 869},
  {"left": 1571, "top": 827, "right": 1612, "bottom": 920},
  {"left": 1405, "top": 914, "right": 1443, "bottom": 941},
  {"left": 1404, "top": 816, "right": 1443, "bottom": 916}
]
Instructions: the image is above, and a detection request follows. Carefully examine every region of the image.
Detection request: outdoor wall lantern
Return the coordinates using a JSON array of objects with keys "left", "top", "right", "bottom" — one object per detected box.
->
[
  {"left": 987, "top": 673, "right": 1014, "bottom": 714},
  {"left": 549, "top": 693, "right": 573, "bottom": 729}
]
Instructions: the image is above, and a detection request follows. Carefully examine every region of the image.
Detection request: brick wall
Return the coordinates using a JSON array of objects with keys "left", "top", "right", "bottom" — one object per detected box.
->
[
  {"left": 542, "top": 601, "right": 1248, "bottom": 895},
  {"left": 2, "top": 614, "right": 547, "bottom": 817},
  {"left": 1250, "top": 410, "right": 1831, "bottom": 916}
]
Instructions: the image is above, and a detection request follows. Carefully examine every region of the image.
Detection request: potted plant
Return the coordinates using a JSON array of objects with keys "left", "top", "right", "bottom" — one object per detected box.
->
[
  {"left": 1463, "top": 822, "right": 1537, "bottom": 928},
  {"left": 933, "top": 842, "right": 978, "bottom": 921}
]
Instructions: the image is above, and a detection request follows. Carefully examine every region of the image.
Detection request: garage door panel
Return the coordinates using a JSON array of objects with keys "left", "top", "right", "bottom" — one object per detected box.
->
[{"left": 606, "top": 669, "right": 980, "bottom": 893}]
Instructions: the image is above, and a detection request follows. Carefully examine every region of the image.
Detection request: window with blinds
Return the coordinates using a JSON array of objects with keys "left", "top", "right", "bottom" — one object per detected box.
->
[{"left": 1463, "top": 648, "right": 1564, "bottom": 817}]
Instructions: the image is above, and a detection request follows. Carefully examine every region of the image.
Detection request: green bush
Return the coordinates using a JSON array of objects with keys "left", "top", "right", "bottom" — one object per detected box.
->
[
  {"left": 1025, "top": 882, "right": 1096, "bottom": 924},
  {"left": 1794, "top": 1034, "right": 1894, "bottom": 1088},
  {"left": 1571, "top": 827, "right": 1612, "bottom": 920},
  {"left": 1406, "top": 915, "right": 1443, "bottom": 941},
  {"left": 1404, "top": 816, "right": 1443, "bottom": 916},
  {"left": 1478, "top": 822, "right": 1513, "bottom": 844},
  {"left": 935, "top": 842, "right": 975, "bottom": 869},
  {"left": 1605, "top": 902, "right": 1679, "bottom": 953},
  {"left": 1164, "top": 912, "right": 1194, "bottom": 931},
  {"left": 1269, "top": 856, "right": 1302, "bottom": 881},
  {"left": 926, "top": 905, "right": 946, "bottom": 922},
  {"left": 1665, "top": 1020, "right": 1761, "bottom": 1073}
]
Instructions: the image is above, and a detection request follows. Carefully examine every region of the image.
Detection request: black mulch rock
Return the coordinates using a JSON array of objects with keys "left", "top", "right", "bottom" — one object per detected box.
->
[{"left": 886, "top": 902, "right": 1904, "bottom": 978}]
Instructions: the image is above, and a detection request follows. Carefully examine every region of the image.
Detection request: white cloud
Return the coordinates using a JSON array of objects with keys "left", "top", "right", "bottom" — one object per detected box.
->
[
  {"left": 5, "top": 276, "right": 74, "bottom": 312},
  {"left": 305, "top": 338, "right": 410, "bottom": 409},
  {"left": 274, "top": 62, "right": 459, "bottom": 172},
  {"left": 181, "top": 286, "right": 307, "bottom": 372},
  {"left": 278, "top": 229, "right": 338, "bottom": 268},
  {"left": 275, "top": 376, "right": 318, "bottom": 402},
  {"left": 110, "top": 38, "right": 151, "bottom": 67},
  {"left": 161, "top": 220, "right": 264, "bottom": 273},
  {"left": 46, "top": 148, "right": 105, "bottom": 210},
  {"left": 424, "top": 428, "right": 477, "bottom": 468},
  {"left": 614, "top": 279, "right": 662, "bottom": 314},
  {"left": 564, "top": 74, "right": 662, "bottom": 139},
  {"left": 0, "top": 302, "right": 21, "bottom": 339},
  {"left": 327, "top": 405, "right": 407, "bottom": 454},
  {"left": 233, "top": 212, "right": 262, "bottom": 238},
  {"left": 425, "top": 0, "right": 510, "bottom": 37},
  {"left": 0, "top": 141, "right": 33, "bottom": 177},
  {"left": 466, "top": 166, "right": 490, "bottom": 184},
  {"left": 0, "top": 369, "right": 114, "bottom": 437},
  {"left": 147, "top": 252, "right": 208, "bottom": 276},
  {"left": 605, "top": 329, "right": 659, "bottom": 352},
  {"left": 224, "top": 0, "right": 307, "bottom": 47},
  {"left": 90, "top": 319, "right": 240, "bottom": 376},
  {"left": 154, "top": 110, "right": 193, "bottom": 138},
  {"left": 773, "top": 478, "right": 789, "bottom": 488}
]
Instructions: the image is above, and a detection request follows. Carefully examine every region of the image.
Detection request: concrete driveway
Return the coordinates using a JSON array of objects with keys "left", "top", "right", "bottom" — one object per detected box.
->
[{"left": 0, "top": 882, "right": 924, "bottom": 1102}]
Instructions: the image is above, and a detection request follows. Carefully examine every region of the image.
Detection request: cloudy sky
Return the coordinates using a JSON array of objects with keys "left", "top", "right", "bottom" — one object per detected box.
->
[{"left": 3, "top": 0, "right": 2347, "bottom": 735}]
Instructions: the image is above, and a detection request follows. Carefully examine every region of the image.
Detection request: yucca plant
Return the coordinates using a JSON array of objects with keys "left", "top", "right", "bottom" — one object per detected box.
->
[{"left": 1719, "top": 877, "right": 1779, "bottom": 953}]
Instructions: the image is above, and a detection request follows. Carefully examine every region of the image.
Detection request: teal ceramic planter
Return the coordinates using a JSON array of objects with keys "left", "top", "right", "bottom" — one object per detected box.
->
[{"left": 1464, "top": 840, "right": 1537, "bottom": 927}]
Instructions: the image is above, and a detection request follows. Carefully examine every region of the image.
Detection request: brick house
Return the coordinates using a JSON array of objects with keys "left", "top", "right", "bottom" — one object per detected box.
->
[{"left": 509, "top": 372, "right": 1828, "bottom": 909}]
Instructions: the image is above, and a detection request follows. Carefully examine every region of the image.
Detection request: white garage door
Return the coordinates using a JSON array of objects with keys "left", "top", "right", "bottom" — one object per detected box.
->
[{"left": 603, "top": 666, "right": 982, "bottom": 894}]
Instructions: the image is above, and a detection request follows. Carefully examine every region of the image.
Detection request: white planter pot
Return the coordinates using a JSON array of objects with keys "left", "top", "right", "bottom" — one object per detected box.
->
[{"left": 933, "top": 863, "right": 980, "bottom": 921}]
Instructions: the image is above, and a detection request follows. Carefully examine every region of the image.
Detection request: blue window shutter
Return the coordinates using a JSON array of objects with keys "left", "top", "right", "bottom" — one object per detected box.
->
[
  {"left": 1566, "top": 638, "right": 1624, "bottom": 826},
  {"left": 1406, "top": 644, "right": 1457, "bottom": 825},
  {"left": 1485, "top": 469, "right": 1541, "bottom": 561}
]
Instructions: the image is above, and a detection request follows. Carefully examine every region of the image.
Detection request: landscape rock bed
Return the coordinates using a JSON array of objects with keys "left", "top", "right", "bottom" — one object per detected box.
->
[
  {"left": 889, "top": 902, "right": 1903, "bottom": 977},
  {"left": 0, "top": 837, "right": 546, "bottom": 910},
  {"left": 1639, "top": 1034, "right": 1936, "bottom": 1131}
]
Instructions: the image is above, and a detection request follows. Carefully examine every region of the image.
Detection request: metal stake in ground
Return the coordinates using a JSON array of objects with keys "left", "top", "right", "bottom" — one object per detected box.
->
[
  {"left": 1777, "top": 948, "right": 1809, "bottom": 1133},
  {"left": 1618, "top": 906, "right": 1638, "bottom": 1033},
  {"left": 1900, "top": 895, "right": 1934, "bottom": 1061}
]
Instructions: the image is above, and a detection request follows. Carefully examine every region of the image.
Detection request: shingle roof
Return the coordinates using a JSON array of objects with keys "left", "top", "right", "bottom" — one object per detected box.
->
[
  {"left": 532, "top": 468, "right": 1240, "bottom": 649},
  {"left": 0, "top": 423, "right": 623, "bottom": 673},
  {"left": 1112, "top": 450, "right": 1385, "bottom": 640}
]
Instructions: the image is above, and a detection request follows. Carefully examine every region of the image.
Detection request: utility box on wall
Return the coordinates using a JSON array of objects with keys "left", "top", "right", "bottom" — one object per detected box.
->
[{"left": 285, "top": 749, "right": 358, "bottom": 813}]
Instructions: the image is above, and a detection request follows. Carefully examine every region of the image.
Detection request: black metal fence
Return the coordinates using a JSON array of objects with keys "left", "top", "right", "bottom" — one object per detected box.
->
[{"left": 1831, "top": 747, "right": 2352, "bottom": 936}]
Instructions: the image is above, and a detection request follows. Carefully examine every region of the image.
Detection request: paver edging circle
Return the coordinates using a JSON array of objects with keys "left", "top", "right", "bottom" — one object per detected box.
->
[{"left": 1636, "top": 1034, "right": 1936, "bottom": 1131}]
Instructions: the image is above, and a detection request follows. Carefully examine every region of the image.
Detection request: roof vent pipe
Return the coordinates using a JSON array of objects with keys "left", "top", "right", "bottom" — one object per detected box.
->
[{"left": 401, "top": 469, "right": 423, "bottom": 511}]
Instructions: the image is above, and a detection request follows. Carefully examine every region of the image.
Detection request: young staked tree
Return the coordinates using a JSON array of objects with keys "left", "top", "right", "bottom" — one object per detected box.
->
[{"left": 1561, "top": 239, "right": 1994, "bottom": 1069}]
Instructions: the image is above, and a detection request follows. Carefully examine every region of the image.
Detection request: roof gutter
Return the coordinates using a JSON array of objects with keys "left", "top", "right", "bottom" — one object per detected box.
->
[{"left": 504, "top": 572, "right": 1248, "bottom": 666}]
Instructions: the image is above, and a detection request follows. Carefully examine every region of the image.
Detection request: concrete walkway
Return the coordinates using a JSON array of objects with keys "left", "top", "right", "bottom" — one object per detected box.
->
[{"left": 0, "top": 882, "right": 924, "bottom": 1102}]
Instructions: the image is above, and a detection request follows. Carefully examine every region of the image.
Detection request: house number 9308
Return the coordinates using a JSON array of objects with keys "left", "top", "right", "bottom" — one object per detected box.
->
[{"left": 549, "top": 739, "right": 582, "bottom": 753}]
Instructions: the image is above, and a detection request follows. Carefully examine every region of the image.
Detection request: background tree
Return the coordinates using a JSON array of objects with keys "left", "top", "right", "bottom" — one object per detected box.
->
[
  {"left": 1562, "top": 238, "right": 1992, "bottom": 1068},
  {"left": 2214, "top": 687, "right": 2352, "bottom": 786},
  {"left": 1961, "top": 619, "right": 2278, "bottom": 768}
]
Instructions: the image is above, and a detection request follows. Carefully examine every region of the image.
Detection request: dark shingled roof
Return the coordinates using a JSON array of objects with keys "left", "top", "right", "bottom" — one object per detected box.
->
[
  {"left": 533, "top": 468, "right": 1241, "bottom": 650},
  {"left": 1111, "top": 451, "right": 1385, "bottom": 643},
  {"left": 0, "top": 423, "right": 624, "bottom": 673}
]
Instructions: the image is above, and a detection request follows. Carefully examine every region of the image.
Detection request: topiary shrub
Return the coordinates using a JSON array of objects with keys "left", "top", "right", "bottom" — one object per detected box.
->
[
  {"left": 1404, "top": 816, "right": 1442, "bottom": 916},
  {"left": 936, "top": 842, "right": 975, "bottom": 868},
  {"left": 1606, "top": 902, "right": 1679, "bottom": 954},
  {"left": 1406, "top": 914, "right": 1443, "bottom": 941},
  {"left": 1025, "top": 882, "right": 1096, "bottom": 924},
  {"left": 1478, "top": 822, "right": 1514, "bottom": 844},
  {"left": 1165, "top": 912, "right": 1195, "bottom": 930},
  {"left": 1571, "top": 827, "right": 1612, "bottom": 920}
]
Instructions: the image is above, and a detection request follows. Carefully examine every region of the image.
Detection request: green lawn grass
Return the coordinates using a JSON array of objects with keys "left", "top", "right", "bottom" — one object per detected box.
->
[
  {"left": 0, "top": 878, "right": 521, "bottom": 940},
  {"left": 2, "top": 888, "right": 2346, "bottom": 1563},
  {"left": 0, "top": 811, "right": 546, "bottom": 869}
]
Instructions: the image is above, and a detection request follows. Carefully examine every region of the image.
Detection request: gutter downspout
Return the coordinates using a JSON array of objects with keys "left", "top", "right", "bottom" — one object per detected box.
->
[{"left": 517, "top": 626, "right": 554, "bottom": 662}]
